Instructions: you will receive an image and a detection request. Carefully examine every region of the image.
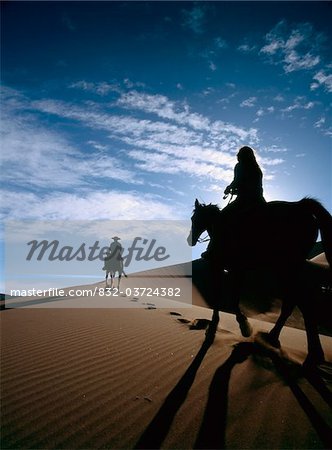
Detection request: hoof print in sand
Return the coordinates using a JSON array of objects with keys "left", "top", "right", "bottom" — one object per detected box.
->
[
  {"left": 189, "top": 318, "right": 211, "bottom": 330},
  {"left": 177, "top": 317, "right": 211, "bottom": 329},
  {"left": 177, "top": 318, "right": 191, "bottom": 324}
]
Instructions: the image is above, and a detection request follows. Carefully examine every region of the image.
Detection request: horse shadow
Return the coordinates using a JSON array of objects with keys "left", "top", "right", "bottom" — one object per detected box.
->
[
  {"left": 194, "top": 340, "right": 332, "bottom": 450},
  {"left": 135, "top": 328, "right": 332, "bottom": 449},
  {"left": 134, "top": 322, "right": 218, "bottom": 449}
]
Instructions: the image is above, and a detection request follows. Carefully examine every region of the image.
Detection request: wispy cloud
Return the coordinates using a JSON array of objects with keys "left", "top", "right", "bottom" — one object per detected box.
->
[
  {"left": 313, "top": 115, "right": 332, "bottom": 137},
  {"left": 62, "top": 12, "right": 76, "bottom": 32},
  {"left": 208, "top": 61, "right": 217, "bottom": 72},
  {"left": 273, "top": 94, "right": 285, "bottom": 102},
  {"left": 214, "top": 37, "right": 227, "bottom": 49},
  {"left": 199, "top": 36, "right": 228, "bottom": 71},
  {"left": 69, "top": 80, "right": 121, "bottom": 95},
  {"left": 260, "top": 21, "right": 321, "bottom": 73},
  {"left": 117, "top": 91, "right": 210, "bottom": 130},
  {"left": 123, "top": 78, "right": 146, "bottom": 89},
  {"left": 314, "top": 116, "right": 326, "bottom": 128},
  {"left": 237, "top": 43, "right": 256, "bottom": 53},
  {"left": 261, "top": 145, "right": 288, "bottom": 154},
  {"left": 0, "top": 189, "right": 178, "bottom": 221},
  {"left": 1, "top": 85, "right": 285, "bottom": 221},
  {"left": 32, "top": 89, "right": 280, "bottom": 184},
  {"left": 182, "top": 4, "right": 207, "bottom": 34},
  {"left": 254, "top": 106, "right": 275, "bottom": 122},
  {"left": 115, "top": 90, "right": 257, "bottom": 142},
  {"left": 310, "top": 69, "right": 332, "bottom": 93},
  {"left": 127, "top": 149, "right": 234, "bottom": 183},
  {"left": 281, "top": 96, "right": 315, "bottom": 114},
  {"left": 240, "top": 97, "right": 257, "bottom": 108},
  {"left": 1, "top": 87, "right": 141, "bottom": 191}
]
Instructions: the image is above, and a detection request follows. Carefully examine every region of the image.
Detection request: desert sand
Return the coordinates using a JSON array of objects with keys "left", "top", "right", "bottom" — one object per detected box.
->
[{"left": 1, "top": 255, "right": 332, "bottom": 449}]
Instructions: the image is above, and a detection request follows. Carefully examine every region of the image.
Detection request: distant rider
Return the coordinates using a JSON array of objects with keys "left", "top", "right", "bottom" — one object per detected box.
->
[{"left": 108, "top": 236, "right": 124, "bottom": 261}]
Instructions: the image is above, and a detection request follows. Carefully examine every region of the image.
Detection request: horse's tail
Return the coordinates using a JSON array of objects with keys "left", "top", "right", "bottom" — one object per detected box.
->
[{"left": 301, "top": 197, "right": 332, "bottom": 268}]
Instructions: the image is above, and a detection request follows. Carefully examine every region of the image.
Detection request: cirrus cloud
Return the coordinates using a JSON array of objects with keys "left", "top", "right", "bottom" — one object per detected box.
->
[{"left": 260, "top": 21, "right": 321, "bottom": 73}]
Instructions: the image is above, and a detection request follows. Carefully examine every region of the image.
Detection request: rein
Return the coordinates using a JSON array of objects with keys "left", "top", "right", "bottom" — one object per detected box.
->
[{"left": 198, "top": 234, "right": 210, "bottom": 243}]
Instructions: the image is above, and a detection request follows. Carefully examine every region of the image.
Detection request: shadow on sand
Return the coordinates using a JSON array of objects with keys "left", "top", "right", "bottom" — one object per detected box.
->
[
  {"left": 135, "top": 327, "right": 332, "bottom": 449},
  {"left": 135, "top": 320, "right": 218, "bottom": 449}
]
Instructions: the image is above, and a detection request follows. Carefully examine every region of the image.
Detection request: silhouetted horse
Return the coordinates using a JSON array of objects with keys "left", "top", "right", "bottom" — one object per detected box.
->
[
  {"left": 103, "top": 255, "right": 127, "bottom": 290},
  {"left": 188, "top": 198, "right": 332, "bottom": 365}
]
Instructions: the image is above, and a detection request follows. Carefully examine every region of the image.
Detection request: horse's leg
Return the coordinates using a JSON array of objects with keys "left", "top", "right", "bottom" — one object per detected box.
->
[
  {"left": 267, "top": 271, "right": 296, "bottom": 347},
  {"left": 110, "top": 272, "right": 114, "bottom": 290},
  {"left": 105, "top": 271, "right": 109, "bottom": 287},
  {"left": 206, "top": 259, "right": 221, "bottom": 338},
  {"left": 211, "top": 308, "right": 220, "bottom": 329},
  {"left": 205, "top": 309, "right": 219, "bottom": 341},
  {"left": 229, "top": 271, "right": 252, "bottom": 337},
  {"left": 299, "top": 295, "right": 325, "bottom": 366},
  {"left": 117, "top": 272, "right": 121, "bottom": 290},
  {"left": 268, "top": 299, "right": 295, "bottom": 348},
  {"left": 235, "top": 310, "right": 252, "bottom": 338},
  {"left": 302, "top": 314, "right": 325, "bottom": 366}
]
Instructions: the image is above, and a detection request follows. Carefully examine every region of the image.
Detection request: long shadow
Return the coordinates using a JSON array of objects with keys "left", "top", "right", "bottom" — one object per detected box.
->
[
  {"left": 272, "top": 355, "right": 332, "bottom": 449},
  {"left": 195, "top": 341, "right": 332, "bottom": 450},
  {"left": 304, "top": 363, "right": 332, "bottom": 408},
  {"left": 134, "top": 319, "right": 218, "bottom": 449},
  {"left": 194, "top": 342, "right": 254, "bottom": 449}
]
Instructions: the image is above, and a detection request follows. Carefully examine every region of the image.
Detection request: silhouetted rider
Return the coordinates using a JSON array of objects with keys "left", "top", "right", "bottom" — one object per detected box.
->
[
  {"left": 224, "top": 146, "right": 265, "bottom": 207},
  {"left": 202, "top": 146, "right": 265, "bottom": 260}
]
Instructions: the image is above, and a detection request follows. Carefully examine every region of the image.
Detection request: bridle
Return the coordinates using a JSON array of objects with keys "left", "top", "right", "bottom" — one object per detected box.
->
[
  {"left": 222, "top": 193, "right": 234, "bottom": 204},
  {"left": 195, "top": 194, "right": 234, "bottom": 244}
]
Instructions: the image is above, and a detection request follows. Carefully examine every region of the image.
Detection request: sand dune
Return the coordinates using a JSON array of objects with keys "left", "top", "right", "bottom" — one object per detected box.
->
[
  {"left": 1, "top": 304, "right": 332, "bottom": 449},
  {"left": 1, "top": 255, "right": 332, "bottom": 449}
]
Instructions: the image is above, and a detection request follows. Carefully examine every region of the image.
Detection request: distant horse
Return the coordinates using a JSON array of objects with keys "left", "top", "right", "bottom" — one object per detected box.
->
[
  {"left": 103, "top": 255, "right": 127, "bottom": 290},
  {"left": 188, "top": 198, "right": 332, "bottom": 365}
]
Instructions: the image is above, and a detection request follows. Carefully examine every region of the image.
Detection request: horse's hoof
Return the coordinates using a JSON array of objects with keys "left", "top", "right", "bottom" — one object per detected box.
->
[
  {"left": 237, "top": 316, "right": 253, "bottom": 337},
  {"left": 266, "top": 334, "right": 281, "bottom": 349},
  {"left": 303, "top": 354, "right": 325, "bottom": 369},
  {"left": 255, "top": 332, "right": 281, "bottom": 352}
]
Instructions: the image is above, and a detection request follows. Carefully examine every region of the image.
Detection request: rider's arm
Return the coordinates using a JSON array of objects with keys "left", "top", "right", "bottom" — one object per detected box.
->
[{"left": 225, "top": 163, "right": 240, "bottom": 194}]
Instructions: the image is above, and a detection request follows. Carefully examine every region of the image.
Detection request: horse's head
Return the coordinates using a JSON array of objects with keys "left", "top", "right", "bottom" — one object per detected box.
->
[{"left": 187, "top": 199, "right": 219, "bottom": 246}]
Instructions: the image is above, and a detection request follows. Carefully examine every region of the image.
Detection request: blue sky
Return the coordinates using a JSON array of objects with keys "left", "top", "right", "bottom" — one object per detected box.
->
[{"left": 1, "top": 1, "right": 332, "bottom": 266}]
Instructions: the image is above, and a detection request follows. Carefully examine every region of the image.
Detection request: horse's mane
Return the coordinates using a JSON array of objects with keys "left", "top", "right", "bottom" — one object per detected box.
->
[{"left": 193, "top": 202, "right": 220, "bottom": 213}]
